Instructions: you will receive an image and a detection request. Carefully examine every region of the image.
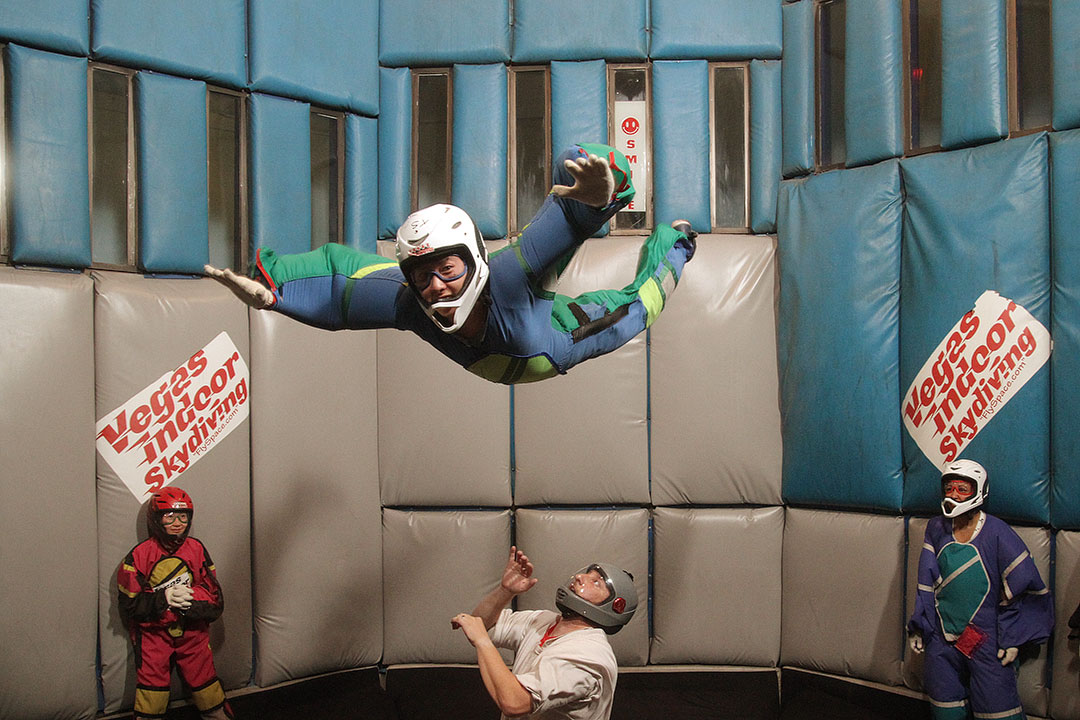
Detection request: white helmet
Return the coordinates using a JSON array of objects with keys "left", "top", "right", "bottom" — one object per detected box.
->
[
  {"left": 395, "top": 204, "right": 489, "bottom": 333},
  {"left": 554, "top": 563, "right": 638, "bottom": 635},
  {"left": 940, "top": 459, "right": 988, "bottom": 518}
]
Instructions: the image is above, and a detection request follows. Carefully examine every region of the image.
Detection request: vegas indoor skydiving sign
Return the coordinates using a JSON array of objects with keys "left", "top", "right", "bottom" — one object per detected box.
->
[
  {"left": 903, "top": 291, "right": 1051, "bottom": 468},
  {"left": 96, "top": 332, "right": 250, "bottom": 502}
]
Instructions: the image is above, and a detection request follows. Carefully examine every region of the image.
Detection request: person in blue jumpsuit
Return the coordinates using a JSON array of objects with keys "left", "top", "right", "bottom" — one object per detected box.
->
[
  {"left": 205, "top": 143, "right": 696, "bottom": 384},
  {"left": 907, "top": 459, "right": 1053, "bottom": 720}
]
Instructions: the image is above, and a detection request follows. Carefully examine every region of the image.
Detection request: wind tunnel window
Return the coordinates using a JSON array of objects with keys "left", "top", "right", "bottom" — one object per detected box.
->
[
  {"left": 815, "top": 0, "right": 846, "bottom": 169},
  {"left": 710, "top": 62, "right": 749, "bottom": 232},
  {"left": 608, "top": 64, "right": 651, "bottom": 233},
  {"left": 906, "top": 0, "right": 943, "bottom": 152},
  {"left": 1011, "top": 0, "right": 1052, "bottom": 132},
  {"left": 208, "top": 89, "right": 246, "bottom": 270},
  {"left": 510, "top": 66, "right": 550, "bottom": 235},
  {"left": 310, "top": 108, "right": 344, "bottom": 250},
  {"left": 90, "top": 65, "right": 137, "bottom": 269},
  {"left": 412, "top": 69, "right": 452, "bottom": 211}
]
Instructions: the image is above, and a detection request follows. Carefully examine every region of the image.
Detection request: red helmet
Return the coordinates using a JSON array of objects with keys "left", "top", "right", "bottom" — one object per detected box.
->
[
  {"left": 150, "top": 486, "right": 194, "bottom": 513},
  {"left": 147, "top": 486, "right": 194, "bottom": 550}
]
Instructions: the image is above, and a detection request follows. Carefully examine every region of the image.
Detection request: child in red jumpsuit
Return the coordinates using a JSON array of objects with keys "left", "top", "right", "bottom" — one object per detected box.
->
[{"left": 117, "top": 487, "right": 233, "bottom": 719}]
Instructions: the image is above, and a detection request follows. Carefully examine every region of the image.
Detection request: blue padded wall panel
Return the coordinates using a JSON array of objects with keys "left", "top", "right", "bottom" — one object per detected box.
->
[
  {"left": 777, "top": 161, "right": 904, "bottom": 511},
  {"left": 8, "top": 45, "right": 90, "bottom": 268},
  {"left": 652, "top": 61, "right": 710, "bottom": 231},
  {"left": 552, "top": 61, "right": 608, "bottom": 152},
  {"left": 90, "top": 0, "right": 245, "bottom": 88},
  {"left": 899, "top": 133, "right": 1050, "bottom": 523},
  {"left": 1053, "top": 1, "right": 1080, "bottom": 130},
  {"left": 345, "top": 115, "right": 378, "bottom": 253},
  {"left": 750, "top": 60, "right": 781, "bottom": 234},
  {"left": 250, "top": 94, "right": 312, "bottom": 255},
  {"left": 1051, "top": 130, "right": 1080, "bottom": 527},
  {"left": 0, "top": 0, "right": 88, "bottom": 55},
  {"left": 451, "top": 65, "right": 507, "bottom": 239},
  {"left": 379, "top": 0, "right": 510, "bottom": 66},
  {"left": 781, "top": 0, "right": 814, "bottom": 177},
  {"left": 551, "top": 61, "right": 609, "bottom": 236},
  {"left": 513, "top": 0, "right": 647, "bottom": 62},
  {"left": 844, "top": 0, "right": 903, "bottom": 167},
  {"left": 650, "top": 0, "right": 782, "bottom": 60},
  {"left": 378, "top": 67, "right": 411, "bottom": 239},
  {"left": 136, "top": 73, "right": 209, "bottom": 274},
  {"left": 249, "top": 0, "right": 379, "bottom": 115},
  {"left": 939, "top": 0, "right": 1007, "bottom": 149}
]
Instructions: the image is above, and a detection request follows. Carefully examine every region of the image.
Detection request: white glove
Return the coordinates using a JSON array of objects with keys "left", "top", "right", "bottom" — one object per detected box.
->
[
  {"left": 998, "top": 647, "right": 1018, "bottom": 666},
  {"left": 165, "top": 585, "right": 194, "bottom": 610},
  {"left": 551, "top": 153, "right": 615, "bottom": 208},
  {"left": 908, "top": 633, "right": 924, "bottom": 654},
  {"left": 204, "top": 265, "right": 276, "bottom": 309}
]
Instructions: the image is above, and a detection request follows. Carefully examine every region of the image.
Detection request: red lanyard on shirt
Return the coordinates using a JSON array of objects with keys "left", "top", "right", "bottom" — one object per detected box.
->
[{"left": 539, "top": 620, "right": 560, "bottom": 647}]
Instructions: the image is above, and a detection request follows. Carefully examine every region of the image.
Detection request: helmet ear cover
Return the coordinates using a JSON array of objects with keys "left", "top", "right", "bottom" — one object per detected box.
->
[{"left": 554, "top": 563, "right": 638, "bottom": 635}]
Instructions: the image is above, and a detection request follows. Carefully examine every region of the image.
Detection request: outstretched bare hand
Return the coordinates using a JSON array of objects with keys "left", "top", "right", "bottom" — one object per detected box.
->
[{"left": 501, "top": 545, "right": 538, "bottom": 596}]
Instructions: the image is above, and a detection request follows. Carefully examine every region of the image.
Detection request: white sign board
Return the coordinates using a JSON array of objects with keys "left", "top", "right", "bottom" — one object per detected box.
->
[
  {"left": 903, "top": 291, "right": 1051, "bottom": 468},
  {"left": 614, "top": 100, "right": 648, "bottom": 213},
  {"left": 96, "top": 332, "right": 250, "bottom": 502}
]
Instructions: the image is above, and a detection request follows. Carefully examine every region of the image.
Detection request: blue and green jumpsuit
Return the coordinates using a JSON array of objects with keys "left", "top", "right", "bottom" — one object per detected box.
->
[{"left": 253, "top": 144, "right": 695, "bottom": 384}]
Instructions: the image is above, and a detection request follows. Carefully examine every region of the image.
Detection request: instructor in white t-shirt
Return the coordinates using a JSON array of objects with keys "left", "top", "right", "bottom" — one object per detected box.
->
[{"left": 452, "top": 546, "right": 638, "bottom": 720}]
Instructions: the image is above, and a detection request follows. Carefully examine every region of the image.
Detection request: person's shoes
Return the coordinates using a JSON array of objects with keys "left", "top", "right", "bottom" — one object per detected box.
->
[
  {"left": 204, "top": 265, "right": 275, "bottom": 309},
  {"left": 671, "top": 219, "right": 697, "bottom": 260}
]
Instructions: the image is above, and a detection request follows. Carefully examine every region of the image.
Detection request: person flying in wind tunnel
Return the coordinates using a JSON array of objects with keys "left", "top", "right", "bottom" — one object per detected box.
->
[
  {"left": 205, "top": 143, "right": 696, "bottom": 385},
  {"left": 907, "top": 459, "right": 1053, "bottom": 720},
  {"left": 452, "top": 546, "right": 637, "bottom": 720}
]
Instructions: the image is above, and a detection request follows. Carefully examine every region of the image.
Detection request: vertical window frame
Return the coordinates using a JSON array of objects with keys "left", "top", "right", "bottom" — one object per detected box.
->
[
  {"left": 309, "top": 105, "right": 346, "bottom": 250},
  {"left": 508, "top": 65, "right": 551, "bottom": 236},
  {"left": 411, "top": 68, "right": 453, "bottom": 212},
  {"left": 606, "top": 63, "right": 652, "bottom": 235},
  {"left": 814, "top": 0, "right": 847, "bottom": 171},
  {"left": 206, "top": 86, "right": 249, "bottom": 271},
  {"left": 708, "top": 61, "right": 751, "bottom": 234},
  {"left": 1008, "top": 0, "right": 1053, "bottom": 135},
  {"left": 88, "top": 62, "right": 138, "bottom": 271}
]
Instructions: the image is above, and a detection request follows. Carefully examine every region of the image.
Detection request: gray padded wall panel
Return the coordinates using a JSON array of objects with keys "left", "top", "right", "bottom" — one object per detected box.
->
[
  {"left": 1052, "top": 531, "right": 1080, "bottom": 720},
  {"left": 250, "top": 311, "right": 382, "bottom": 686},
  {"left": 651, "top": 234, "right": 782, "bottom": 506},
  {"left": 0, "top": 267, "right": 97, "bottom": 720},
  {"left": 515, "top": 509, "right": 649, "bottom": 665},
  {"left": 781, "top": 509, "right": 904, "bottom": 686},
  {"left": 383, "top": 509, "right": 511, "bottom": 664},
  {"left": 95, "top": 272, "right": 252, "bottom": 712},
  {"left": 651, "top": 507, "right": 783, "bottom": 666},
  {"left": 376, "top": 244, "right": 511, "bottom": 507},
  {"left": 514, "top": 237, "right": 648, "bottom": 506},
  {"left": 1012, "top": 525, "right": 1051, "bottom": 718}
]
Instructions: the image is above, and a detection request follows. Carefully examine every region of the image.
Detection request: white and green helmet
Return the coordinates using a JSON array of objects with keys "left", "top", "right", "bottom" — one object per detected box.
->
[
  {"left": 554, "top": 563, "right": 638, "bottom": 635},
  {"left": 395, "top": 204, "right": 489, "bottom": 334}
]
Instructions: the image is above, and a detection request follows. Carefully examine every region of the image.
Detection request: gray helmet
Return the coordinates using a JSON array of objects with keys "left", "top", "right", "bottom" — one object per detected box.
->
[{"left": 554, "top": 563, "right": 638, "bottom": 635}]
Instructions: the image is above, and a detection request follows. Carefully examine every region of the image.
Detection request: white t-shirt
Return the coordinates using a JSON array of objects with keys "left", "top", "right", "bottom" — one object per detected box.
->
[{"left": 489, "top": 608, "right": 618, "bottom": 720}]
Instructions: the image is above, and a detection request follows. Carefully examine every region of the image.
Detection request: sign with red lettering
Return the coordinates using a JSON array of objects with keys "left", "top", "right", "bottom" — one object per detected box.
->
[
  {"left": 96, "top": 332, "right": 250, "bottom": 502},
  {"left": 903, "top": 291, "right": 1051, "bottom": 468},
  {"left": 614, "top": 100, "right": 648, "bottom": 213}
]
